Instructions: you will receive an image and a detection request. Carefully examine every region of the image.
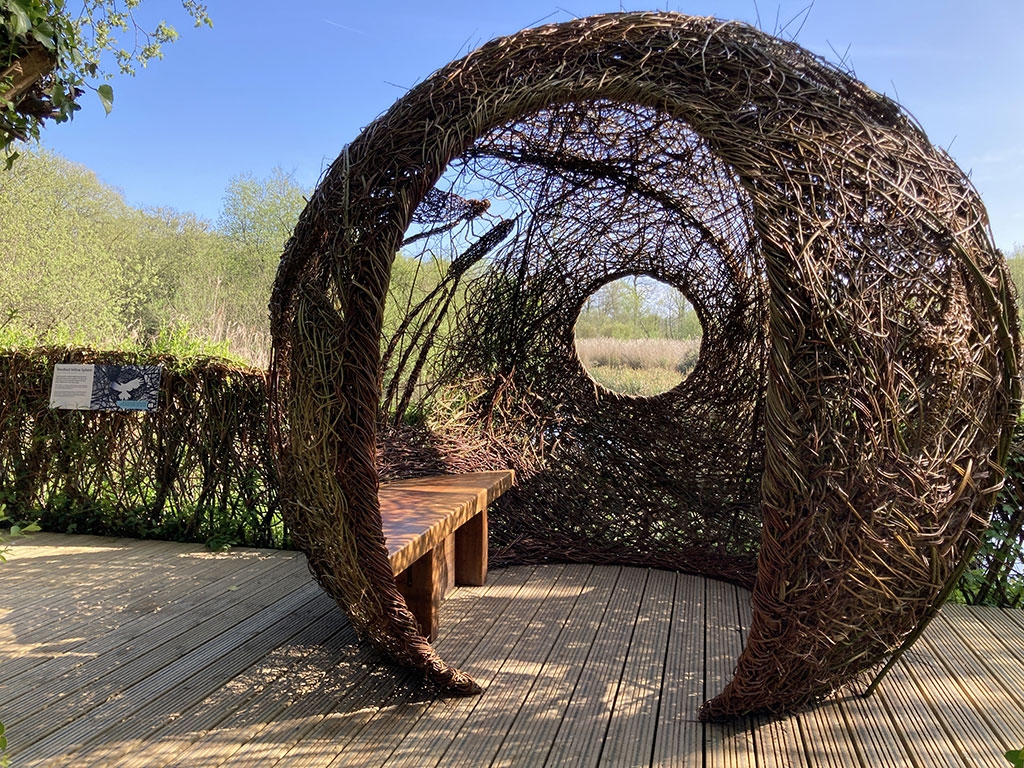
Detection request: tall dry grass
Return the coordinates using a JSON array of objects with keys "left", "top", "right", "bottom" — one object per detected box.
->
[
  {"left": 576, "top": 336, "right": 701, "bottom": 373},
  {"left": 575, "top": 336, "right": 702, "bottom": 396},
  {"left": 184, "top": 317, "right": 272, "bottom": 369}
]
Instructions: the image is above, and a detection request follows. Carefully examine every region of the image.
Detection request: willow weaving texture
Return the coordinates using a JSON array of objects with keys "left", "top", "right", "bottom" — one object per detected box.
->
[{"left": 268, "top": 12, "right": 1021, "bottom": 718}]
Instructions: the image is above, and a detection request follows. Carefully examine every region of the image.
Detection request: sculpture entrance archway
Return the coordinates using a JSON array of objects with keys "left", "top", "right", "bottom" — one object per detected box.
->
[{"left": 269, "top": 12, "right": 1020, "bottom": 718}]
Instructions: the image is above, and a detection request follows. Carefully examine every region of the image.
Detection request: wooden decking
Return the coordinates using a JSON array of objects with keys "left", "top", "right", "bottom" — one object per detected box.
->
[{"left": 2, "top": 533, "right": 1023, "bottom": 767}]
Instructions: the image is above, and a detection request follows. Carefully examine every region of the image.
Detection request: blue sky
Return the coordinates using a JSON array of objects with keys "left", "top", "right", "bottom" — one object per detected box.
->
[{"left": 36, "top": 0, "right": 1024, "bottom": 250}]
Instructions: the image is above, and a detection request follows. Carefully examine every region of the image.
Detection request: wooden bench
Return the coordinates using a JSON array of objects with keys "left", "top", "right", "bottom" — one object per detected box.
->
[{"left": 379, "top": 470, "right": 514, "bottom": 640}]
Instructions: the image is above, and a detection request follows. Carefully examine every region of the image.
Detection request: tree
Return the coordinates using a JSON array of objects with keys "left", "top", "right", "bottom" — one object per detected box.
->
[
  {"left": 0, "top": 148, "right": 226, "bottom": 344},
  {"left": 0, "top": 148, "right": 305, "bottom": 364},
  {"left": 0, "top": 146, "right": 129, "bottom": 336},
  {"left": 217, "top": 167, "right": 309, "bottom": 331},
  {"left": 218, "top": 168, "right": 308, "bottom": 263},
  {"left": 575, "top": 276, "right": 702, "bottom": 340},
  {"left": 0, "top": 0, "right": 212, "bottom": 164}
]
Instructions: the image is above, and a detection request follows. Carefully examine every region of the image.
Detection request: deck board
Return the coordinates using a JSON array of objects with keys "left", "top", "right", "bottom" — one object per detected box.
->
[
  {"left": 389, "top": 564, "right": 582, "bottom": 768},
  {"left": 2, "top": 533, "right": 1023, "bottom": 767},
  {"left": 942, "top": 603, "right": 1024, "bottom": 700},
  {"left": 904, "top": 646, "right": 995, "bottom": 766},
  {"left": 489, "top": 565, "right": 617, "bottom": 768},
  {"left": 918, "top": 612, "right": 1024, "bottom": 753},
  {"left": 875, "top": 660, "right": 966, "bottom": 768},
  {"left": 6, "top": 559, "right": 311, "bottom": 735},
  {"left": 601, "top": 567, "right": 675, "bottom": 768},
  {"left": 317, "top": 565, "right": 554, "bottom": 768},
  {"left": 2, "top": 552, "right": 297, "bottom": 701},
  {"left": 831, "top": 689, "right": 913, "bottom": 768},
  {"left": 439, "top": 566, "right": 597, "bottom": 768},
  {"left": 544, "top": 566, "right": 649, "bottom": 767},
  {"left": 651, "top": 572, "right": 704, "bottom": 768},
  {"left": 733, "top": 586, "right": 804, "bottom": 768},
  {"left": 704, "top": 579, "right": 756, "bottom": 768}
]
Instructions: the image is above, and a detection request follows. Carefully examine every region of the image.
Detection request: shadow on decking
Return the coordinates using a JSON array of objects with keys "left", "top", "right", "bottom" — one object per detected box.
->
[{"left": 2, "top": 534, "right": 1023, "bottom": 767}]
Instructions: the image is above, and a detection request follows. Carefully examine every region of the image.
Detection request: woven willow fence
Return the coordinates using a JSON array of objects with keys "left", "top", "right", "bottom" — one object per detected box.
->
[
  {"left": 4, "top": 348, "right": 1023, "bottom": 610},
  {"left": 267, "top": 11, "right": 1020, "bottom": 719},
  {"left": 0, "top": 348, "right": 282, "bottom": 548}
]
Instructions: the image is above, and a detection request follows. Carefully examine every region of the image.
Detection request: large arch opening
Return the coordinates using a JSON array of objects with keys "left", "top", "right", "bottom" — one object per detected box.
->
[
  {"left": 377, "top": 99, "right": 768, "bottom": 587},
  {"left": 268, "top": 12, "right": 1019, "bottom": 719}
]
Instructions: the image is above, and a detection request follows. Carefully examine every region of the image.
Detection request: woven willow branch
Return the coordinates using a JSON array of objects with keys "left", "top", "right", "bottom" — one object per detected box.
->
[{"left": 269, "top": 12, "right": 1020, "bottom": 718}]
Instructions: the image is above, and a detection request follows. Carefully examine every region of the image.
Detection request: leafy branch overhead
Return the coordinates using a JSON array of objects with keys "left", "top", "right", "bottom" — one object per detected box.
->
[{"left": 0, "top": 0, "right": 211, "bottom": 163}]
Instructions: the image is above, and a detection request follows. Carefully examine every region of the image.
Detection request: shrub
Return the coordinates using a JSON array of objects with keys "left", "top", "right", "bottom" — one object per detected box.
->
[{"left": 0, "top": 346, "right": 285, "bottom": 549}]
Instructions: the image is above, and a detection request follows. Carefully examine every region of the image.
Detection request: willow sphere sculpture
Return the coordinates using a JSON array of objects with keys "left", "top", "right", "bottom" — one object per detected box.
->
[{"left": 268, "top": 12, "right": 1021, "bottom": 719}]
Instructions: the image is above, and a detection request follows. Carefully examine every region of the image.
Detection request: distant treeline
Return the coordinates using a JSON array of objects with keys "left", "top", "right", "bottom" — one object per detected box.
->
[
  {"left": 2, "top": 148, "right": 1020, "bottom": 363},
  {"left": 574, "top": 275, "right": 703, "bottom": 340},
  {"left": 0, "top": 149, "right": 510, "bottom": 366},
  {"left": 0, "top": 148, "right": 308, "bottom": 366},
  {"left": 1004, "top": 250, "right": 1024, "bottom": 311}
]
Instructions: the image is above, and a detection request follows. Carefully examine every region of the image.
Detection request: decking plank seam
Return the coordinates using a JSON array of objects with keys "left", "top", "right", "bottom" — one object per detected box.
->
[{"left": 3, "top": 535, "right": 1023, "bottom": 768}]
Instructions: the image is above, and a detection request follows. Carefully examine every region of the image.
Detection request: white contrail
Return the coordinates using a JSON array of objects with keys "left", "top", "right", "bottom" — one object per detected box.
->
[{"left": 323, "top": 18, "right": 369, "bottom": 36}]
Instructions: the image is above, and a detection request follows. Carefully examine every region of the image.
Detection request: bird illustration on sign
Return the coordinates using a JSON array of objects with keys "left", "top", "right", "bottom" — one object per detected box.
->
[
  {"left": 111, "top": 376, "right": 143, "bottom": 399},
  {"left": 111, "top": 377, "right": 143, "bottom": 400}
]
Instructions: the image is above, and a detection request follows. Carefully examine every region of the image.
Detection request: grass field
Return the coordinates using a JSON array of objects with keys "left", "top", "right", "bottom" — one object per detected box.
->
[{"left": 575, "top": 336, "right": 701, "bottom": 396}]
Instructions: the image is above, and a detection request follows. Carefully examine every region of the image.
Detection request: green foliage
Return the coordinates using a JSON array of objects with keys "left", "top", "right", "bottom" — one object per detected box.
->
[
  {"left": 146, "top": 323, "right": 232, "bottom": 361},
  {"left": 575, "top": 276, "right": 702, "bottom": 341},
  {"left": 383, "top": 251, "right": 452, "bottom": 337},
  {"left": 1005, "top": 246, "right": 1024, "bottom": 320},
  {"left": 0, "top": 149, "right": 289, "bottom": 366},
  {"left": 0, "top": 346, "right": 286, "bottom": 549},
  {"left": 218, "top": 167, "right": 307, "bottom": 257},
  {"left": 571, "top": 277, "right": 702, "bottom": 396},
  {"left": 1007, "top": 748, "right": 1024, "bottom": 768},
  {"left": 0, "top": 147, "right": 130, "bottom": 336},
  {"left": 216, "top": 167, "right": 309, "bottom": 337},
  {"left": 955, "top": 413, "right": 1024, "bottom": 608},
  {"left": 0, "top": 504, "right": 41, "bottom": 562},
  {"left": 0, "top": 0, "right": 212, "bottom": 159}
]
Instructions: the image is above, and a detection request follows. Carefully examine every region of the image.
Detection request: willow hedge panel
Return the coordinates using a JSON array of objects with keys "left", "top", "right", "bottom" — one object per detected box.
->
[
  {"left": 0, "top": 347, "right": 283, "bottom": 549},
  {"left": 2, "top": 348, "right": 1022, "bottom": 604},
  {"left": 268, "top": 11, "right": 1020, "bottom": 719},
  {"left": 3, "top": 347, "right": 1022, "bottom": 605},
  {"left": 959, "top": 431, "right": 1024, "bottom": 609}
]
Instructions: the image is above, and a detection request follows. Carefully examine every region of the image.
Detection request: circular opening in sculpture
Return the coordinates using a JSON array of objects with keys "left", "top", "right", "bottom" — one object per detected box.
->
[
  {"left": 268, "top": 10, "right": 1019, "bottom": 719},
  {"left": 574, "top": 275, "right": 703, "bottom": 397}
]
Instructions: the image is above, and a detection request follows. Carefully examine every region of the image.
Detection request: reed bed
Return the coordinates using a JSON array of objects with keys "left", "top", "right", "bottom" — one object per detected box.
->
[{"left": 576, "top": 336, "right": 701, "bottom": 372}]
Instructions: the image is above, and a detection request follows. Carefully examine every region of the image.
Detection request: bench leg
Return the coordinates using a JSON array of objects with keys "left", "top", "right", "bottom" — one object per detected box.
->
[
  {"left": 455, "top": 509, "right": 488, "bottom": 586},
  {"left": 397, "top": 544, "right": 447, "bottom": 640}
]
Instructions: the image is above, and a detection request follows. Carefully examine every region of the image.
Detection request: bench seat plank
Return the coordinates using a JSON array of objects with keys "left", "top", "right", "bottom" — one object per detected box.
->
[
  {"left": 379, "top": 470, "right": 514, "bottom": 639},
  {"left": 379, "top": 471, "right": 514, "bottom": 575}
]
